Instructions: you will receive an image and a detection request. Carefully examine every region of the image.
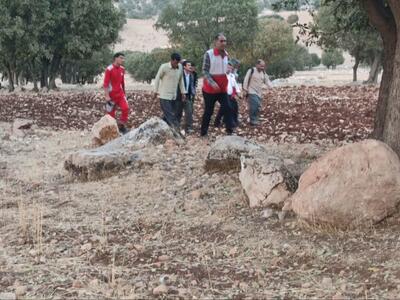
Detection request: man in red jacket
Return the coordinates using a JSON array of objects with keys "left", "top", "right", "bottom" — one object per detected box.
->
[
  {"left": 103, "top": 52, "right": 129, "bottom": 134},
  {"left": 200, "top": 33, "right": 234, "bottom": 137}
]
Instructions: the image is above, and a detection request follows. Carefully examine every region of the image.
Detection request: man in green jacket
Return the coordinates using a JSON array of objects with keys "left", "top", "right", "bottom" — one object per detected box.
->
[{"left": 154, "top": 53, "right": 186, "bottom": 130}]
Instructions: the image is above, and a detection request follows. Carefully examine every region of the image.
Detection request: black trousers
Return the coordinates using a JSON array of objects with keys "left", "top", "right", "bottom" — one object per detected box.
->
[
  {"left": 201, "top": 91, "right": 234, "bottom": 136},
  {"left": 215, "top": 97, "right": 239, "bottom": 128}
]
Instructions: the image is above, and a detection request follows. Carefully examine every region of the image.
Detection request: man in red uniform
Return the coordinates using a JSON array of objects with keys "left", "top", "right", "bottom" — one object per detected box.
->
[{"left": 103, "top": 52, "right": 129, "bottom": 134}]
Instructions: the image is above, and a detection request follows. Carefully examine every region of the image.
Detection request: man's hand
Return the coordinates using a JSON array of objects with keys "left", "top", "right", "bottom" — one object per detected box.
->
[
  {"left": 181, "top": 94, "right": 186, "bottom": 102},
  {"left": 153, "top": 92, "right": 159, "bottom": 100}
]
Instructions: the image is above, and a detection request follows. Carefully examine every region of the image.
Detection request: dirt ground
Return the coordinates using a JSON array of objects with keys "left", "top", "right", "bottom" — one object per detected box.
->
[{"left": 1, "top": 86, "right": 400, "bottom": 299}]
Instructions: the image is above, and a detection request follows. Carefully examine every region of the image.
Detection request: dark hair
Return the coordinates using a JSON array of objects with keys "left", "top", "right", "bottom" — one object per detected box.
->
[
  {"left": 214, "top": 33, "right": 226, "bottom": 41},
  {"left": 171, "top": 52, "right": 181, "bottom": 61},
  {"left": 113, "top": 52, "right": 125, "bottom": 59},
  {"left": 182, "top": 60, "right": 192, "bottom": 67}
]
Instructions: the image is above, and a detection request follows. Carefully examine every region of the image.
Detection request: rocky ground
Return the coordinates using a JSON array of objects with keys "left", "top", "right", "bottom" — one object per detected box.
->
[{"left": 1, "top": 86, "right": 400, "bottom": 299}]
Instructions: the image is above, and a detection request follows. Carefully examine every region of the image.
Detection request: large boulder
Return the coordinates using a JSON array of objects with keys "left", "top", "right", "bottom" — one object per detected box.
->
[
  {"left": 65, "top": 117, "right": 180, "bottom": 181},
  {"left": 91, "top": 115, "right": 120, "bottom": 146},
  {"left": 240, "top": 151, "right": 297, "bottom": 208},
  {"left": 205, "top": 136, "right": 266, "bottom": 172},
  {"left": 284, "top": 140, "right": 400, "bottom": 228}
]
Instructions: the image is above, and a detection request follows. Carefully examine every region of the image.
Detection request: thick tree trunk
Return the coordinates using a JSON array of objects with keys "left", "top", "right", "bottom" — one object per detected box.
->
[
  {"left": 40, "top": 59, "right": 49, "bottom": 89},
  {"left": 353, "top": 56, "right": 360, "bottom": 82},
  {"left": 49, "top": 53, "right": 62, "bottom": 90},
  {"left": 365, "top": 52, "right": 381, "bottom": 84},
  {"left": 363, "top": 0, "right": 397, "bottom": 144},
  {"left": 5, "top": 64, "right": 14, "bottom": 92},
  {"left": 364, "top": 0, "right": 400, "bottom": 155}
]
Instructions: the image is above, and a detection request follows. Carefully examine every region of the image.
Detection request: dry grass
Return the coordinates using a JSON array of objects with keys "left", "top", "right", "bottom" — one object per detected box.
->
[{"left": 1, "top": 122, "right": 400, "bottom": 298}]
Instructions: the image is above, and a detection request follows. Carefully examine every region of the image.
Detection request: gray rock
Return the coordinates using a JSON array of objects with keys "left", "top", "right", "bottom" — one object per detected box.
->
[
  {"left": 205, "top": 136, "right": 266, "bottom": 172},
  {"left": 240, "top": 151, "right": 297, "bottom": 209},
  {"left": 65, "top": 117, "right": 180, "bottom": 181}
]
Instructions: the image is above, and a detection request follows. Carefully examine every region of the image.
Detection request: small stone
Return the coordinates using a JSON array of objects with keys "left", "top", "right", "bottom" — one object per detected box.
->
[
  {"left": 80, "top": 243, "right": 92, "bottom": 252},
  {"left": 72, "top": 280, "right": 84, "bottom": 289},
  {"left": 191, "top": 189, "right": 202, "bottom": 200},
  {"left": 332, "top": 292, "right": 346, "bottom": 300},
  {"left": 261, "top": 208, "right": 275, "bottom": 219},
  {"left": 302, "top": 282, "right": 312, "bottom": 289},
  {"left": 158, "top": 255, "right": 170, "bottom": 262},
  {"left": 15, "top": 285, "right": 27, "bottom": 297},
  {"left": 321, "top": 277, "right": 333, "bottom": 290},
  {"left": 153, "top": 284, "right": 169, "bottom": 295},
  {"left": 177, "top": 178, "right": 186, "bottom": 187},
  {"left": 278, "top": 211, "right": 287, "bottom": 221}
]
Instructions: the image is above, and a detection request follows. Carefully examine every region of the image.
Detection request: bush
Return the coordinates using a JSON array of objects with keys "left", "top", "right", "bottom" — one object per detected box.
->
[
  {"left": 289, "top": 44, "right": 312, "bottom": 71},
  {"left": 322, "top": 49, "right": 345, "bottom": 69},
  {"left": 310, "top": 53, "right": 321, "bottom": 68},
  {"left": 125, "top": 48, "right": 178, "bottom": 83},
  {"left": 267, "top": 59, "right": 294, "bottom": 80},
  {"left": 287, "top": 14, "right": 299, "bottom": 24}
]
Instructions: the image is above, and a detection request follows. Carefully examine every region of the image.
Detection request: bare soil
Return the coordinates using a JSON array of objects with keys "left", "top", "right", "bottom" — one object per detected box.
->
[{"left": 1, "top": 86, "right": 400, "bottom": 299}]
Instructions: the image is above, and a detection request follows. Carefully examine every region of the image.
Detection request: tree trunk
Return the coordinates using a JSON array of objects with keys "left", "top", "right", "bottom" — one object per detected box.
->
[
  {"left": 5, "top": 63, "right": 15, "bottom": 92},
  {"left": 40, "top": 59, "right": 49, "bottom": 89},
  {"left": 364, "top": 0, "right": 400, "bottom": 154},
  {"left": 353, "top": 55, "right": 360, "bottom": 82},
  {"left": 49, "top": 53, "right": 62, "bottom": 90},
  {"left": 365, "top": 52, "right": 382, "bottom": 84}
]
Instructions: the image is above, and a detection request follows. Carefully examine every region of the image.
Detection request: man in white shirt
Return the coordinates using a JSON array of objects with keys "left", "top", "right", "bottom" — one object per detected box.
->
[
  {"left": 242, "top": 59, "right": 273, "bottom": 126},
  {"left": 214, "top": 61, "right": 241, "bottom": 128}
]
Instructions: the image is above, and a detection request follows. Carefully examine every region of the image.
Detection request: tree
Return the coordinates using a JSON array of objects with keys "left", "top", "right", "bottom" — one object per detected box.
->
[
  {"left": 125, "top": 48, "right": 173, "bottom": 83},
  {"left": 321, "top": 49, "right": 345, "bottom": 69},
  {"left": 310, "top": 53, "right": 321, "bottom": 68},
  {"left": 274, "top": 0, "right": 400, "bottom": 156},
  {"left": 313, "top": 3, "right": 383, "bottom": 82},
  {"left": 155, "top": 0, "right": 258, "bottom": 54},
  {"left": 287, "top": 14, "right": 299, "bottom": 24},
  {"left": 0, "top": 0, "right": 124, "bottom": 91}
]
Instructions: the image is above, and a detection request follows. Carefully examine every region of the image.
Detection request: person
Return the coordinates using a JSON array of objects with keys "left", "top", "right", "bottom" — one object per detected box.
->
[
  {"left": 200, "top": 33, "right": 234, "bottom": 137},
  {"left": 242, "top": 59, "right": 273, "bottom": 126},
  {"left": 176, "top": 60, "right": 196, "bottom": 133},
  {"left": 103, "top": 52, "right": 129, "bottom": 134},
  {"left": 214, "top": 61, "right": 241, "bottom": 128},
  {"left": 154, "top": 53, "right": 186, "bottom": 131}
]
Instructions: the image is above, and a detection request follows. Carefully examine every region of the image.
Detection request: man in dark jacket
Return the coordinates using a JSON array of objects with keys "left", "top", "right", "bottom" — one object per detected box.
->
[{"left": 176, "top": 60, "right": 196, "bottom": 133}]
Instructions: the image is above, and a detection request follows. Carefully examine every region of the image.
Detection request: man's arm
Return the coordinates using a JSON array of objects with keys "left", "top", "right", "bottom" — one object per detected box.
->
[
  {"left": 122, "top": 69, "right": 126, "bottom": 94},
  {"left": 264, "top": 73, "right": 273, "bottom": 88},
  {"left": 242, "top": 68, "right": 251, "bottom": 92},
  {"left": 103, "top": 68, "right": 111, "bottom": 101},
  {"left": 154, "top": 64, "right": 164, "bottom": 94},
  {"left": 202, "top": 52, "right": 218, "bottom": 88},
  {"left": 179, "top": 67, "right": 186, "bottom": 96}
]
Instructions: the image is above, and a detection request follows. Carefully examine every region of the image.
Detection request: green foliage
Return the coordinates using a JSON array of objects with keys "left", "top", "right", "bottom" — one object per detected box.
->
[
  {"left": 0, "top": 0, "right": 125, "bottom": 90},
  {"left": 321, "top": 49, "right": 344, "bottom": 69},
  {"left": 125, "top": 48, "right": 174, "bottom": 83},
  {"left": 289, "top": 44, "right": 312, "bottom": 71},
  {"left": 155, "top": 0, "right": 258, "bottom": 53},
  {"left": 287, "top": 14, "right": 299, "bottom": 24},
  {"left": 259, "top": 14, "right": 285, "bottom": 21},
  {"left": 314, "top": 2, "right": 382, "bottom": 67},
  {"left": 267, "top": 59, "right": 294, "bottom": 79},
  {"left": 61, "top": 48, "right": 113, "bottom": 84},
  {"left": 310, "top": 53, "right": 321, "bottom": 67},
  {"left": 119, "top": 0, "right": 176, "bottom": 19}
]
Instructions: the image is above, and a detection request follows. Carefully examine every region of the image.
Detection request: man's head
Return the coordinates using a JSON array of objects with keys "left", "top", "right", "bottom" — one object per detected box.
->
[
  {"left": 113, "top": 52, "right": 125, "bottom": 66},
  {"left": 214, "top": 33, "right": 227, "bottom": 51},
  {"left": 256, "top": 59, "right": 266, "bottom": 72},
  {"left": 170, "top": 52, "right": 181, "bottom": 68},
  {"left": 182, "top": 60, "right": 192, "bottom": 73}
]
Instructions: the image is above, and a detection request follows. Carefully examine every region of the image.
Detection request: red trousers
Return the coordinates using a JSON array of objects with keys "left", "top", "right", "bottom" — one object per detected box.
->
[{"left": 107, "top": 95, "right": 129, "bottom": 124}]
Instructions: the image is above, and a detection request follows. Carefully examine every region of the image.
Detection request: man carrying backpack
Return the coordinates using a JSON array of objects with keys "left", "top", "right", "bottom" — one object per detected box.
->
[{"left": 242, "top": 59, "right": 273, "bottom": 126}]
